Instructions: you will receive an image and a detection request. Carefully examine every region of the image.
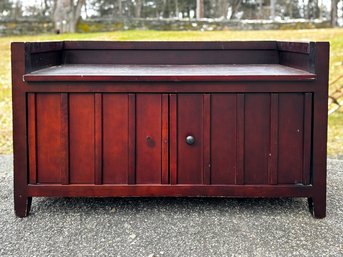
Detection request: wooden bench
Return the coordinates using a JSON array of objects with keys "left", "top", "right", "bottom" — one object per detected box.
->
[{"left": 11, "top": 41, "right": 329, "bottom": 218}]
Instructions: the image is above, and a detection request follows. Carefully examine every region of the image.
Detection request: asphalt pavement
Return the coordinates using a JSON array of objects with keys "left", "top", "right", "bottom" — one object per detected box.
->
[{"left": 1, "top": 155, "right": 342, "bottom": 257}]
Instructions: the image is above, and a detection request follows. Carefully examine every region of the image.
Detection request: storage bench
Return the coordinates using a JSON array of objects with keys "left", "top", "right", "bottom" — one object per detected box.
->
[{"left": 11, "top": 41, "right": 329, "bottom": 218}]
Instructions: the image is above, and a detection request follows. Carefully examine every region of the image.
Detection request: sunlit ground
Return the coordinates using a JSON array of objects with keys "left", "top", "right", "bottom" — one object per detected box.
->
[{"left": 1, "top": 29, "right": 342, "bottom": 156}]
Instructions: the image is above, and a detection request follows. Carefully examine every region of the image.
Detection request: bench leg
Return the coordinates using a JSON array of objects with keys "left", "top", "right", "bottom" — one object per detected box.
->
[
  {"left": 308, "top": 197, "right": 326, "bottom": 219},
  {"left": 14, "top": 195, "right": 32, "bottom": 218}
]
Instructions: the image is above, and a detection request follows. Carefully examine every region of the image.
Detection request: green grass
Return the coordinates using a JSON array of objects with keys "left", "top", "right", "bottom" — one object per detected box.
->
[{"left": 1, "top": 29, "right": 343, "bottom": 156}]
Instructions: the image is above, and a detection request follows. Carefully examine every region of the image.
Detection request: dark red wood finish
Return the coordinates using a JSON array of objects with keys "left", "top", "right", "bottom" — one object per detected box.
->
[{"left": 12, "top": 41, "right": 329, "bottom": 218}]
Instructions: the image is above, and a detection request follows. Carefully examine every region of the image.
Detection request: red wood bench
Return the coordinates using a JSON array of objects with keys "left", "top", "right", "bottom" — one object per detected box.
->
[{"left": 11, "top": 41, "right": 329, "bottom": 218}]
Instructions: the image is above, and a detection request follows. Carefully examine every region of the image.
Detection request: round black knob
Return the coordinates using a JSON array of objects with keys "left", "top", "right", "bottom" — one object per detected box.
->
[{"left": 186, "top": 135, "right": 195, "bottom": 145}]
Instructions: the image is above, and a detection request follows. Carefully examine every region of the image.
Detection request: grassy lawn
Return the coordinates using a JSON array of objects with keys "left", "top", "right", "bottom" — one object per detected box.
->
[{"left": 1, "top": 29, "right": 342, "bottom": 156}]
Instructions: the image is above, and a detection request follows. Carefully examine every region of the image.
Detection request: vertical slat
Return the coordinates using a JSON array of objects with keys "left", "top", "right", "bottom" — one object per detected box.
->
[
  {"left": 161, "top": 94, "right": 169, "bottom": 184},
  {"left": 303, "top": 93, "right": 312, "bottom": 185},
  {"left": 102, "top": 94, "right": 129, "bottom": 184},
  {"left": 169, "top": 94, "right": 177, "bottom": 185},
  {"left": 211, "top": 94, "right": 237, "bottom": 184},
  {"left": 128, "top": 93, "right": 136, "bottom": 184},
  {"left": 268, "top": 93, "right": 278, "bottom": 185},
  {"left": 244, "top": 94, "right": 270, "bottom": 185},
  {"left": 136, "top": 94, "right": 162, "bottom": 184},
  {"left": 60, "top": 93, "right": 69, "bottom": 185},
  {"left": 36, "top": 94, "right": 63, "bottom": 183},
  {"left": 177, "top": 94, "right": 203, "bottom": 184},
  {"left": 28, "top": 93, "right": 37, "bottom": 184},
  {"left": 203, "top": 94, "right": 211, "bottom": 185},
  {"left": 94, "top": 93, "right": 103, "bottom": 185},
  {"left": 236, "top": 94, "right": 245, "bottom": 185},
  {"left": 278, "top": 94, "right": 304, "bottom": 184},
  {"left": 69, "top": 94, "right": 95, "bottom": 184}
]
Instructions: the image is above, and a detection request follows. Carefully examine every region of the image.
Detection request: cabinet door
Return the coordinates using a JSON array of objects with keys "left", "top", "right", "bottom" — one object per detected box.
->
[
  {"left": 173, "top": 92, "right": 311, "bottom": 186},
  {"left": 243, "top": 93, "right": 312, "bottom": 185},
  {"left": 29, "top": 93, "right": 169, "bottom": 185}
]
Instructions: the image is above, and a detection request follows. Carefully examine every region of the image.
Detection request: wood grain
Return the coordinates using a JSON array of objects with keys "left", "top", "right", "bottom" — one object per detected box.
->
[
  {"left": 24, "top": 64, "right": 316, "bottom": 82},
  {"left": 177, "top": 94, "right": 203, "bottom": 184},
  {"left": 102, "top": 94, "right": 129, "bottom": 184},
  {"left": 244, "top": 94, "right": 270, "bottom": 185},
  {"left": 136, "top": 94, "right": 162, "bottom": 184},
  {"left": 128, "top": 94, "right": 136, "bottom": 184},
  {"left": 303, "top": 93, "right": 313, "bottom": 185},
  {"left": 28, "top": 94, "right": 37, "bottom": 184},
  {"left": 169, "top": 94, "right": 177, "bottom": 185},
  {"left": 69, "top": 94, "right": 95, "bottom": 184},
  {"left": 161, "top": 94, "right": 169, "bottom": 184},
  {"left": 36, "top": 94, "right": 63, "bottom": 183},
  {"left": 278, "top": 93, "right": 304, "bottom": 184},
  {"left": 94, "top": 93, "right": 103, "bottom": 185},
  {"left": 268, "top": 94, "right": 278, "bottom": 185},
  {"left": 211, "top": 94, "right": 237, "bottom": 184},
  {"left": 60, "top": 93, "right": 69, "bottom": 185},
  {"left": 236, "top": 94, "right": 245, "bottom": 185}
]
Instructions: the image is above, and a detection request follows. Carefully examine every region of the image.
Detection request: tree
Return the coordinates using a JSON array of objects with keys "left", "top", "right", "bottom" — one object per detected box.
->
[
  {"left": 216, "top": 0, "right": 228, "bottom": 19},
  {"left": 175, "top": 0, "right": 179, "bottom": 18},
  {"left": 215, "top": 0, "right": 241, "bottom": 20},
  {"left": 331, "top": 0, "right": 338, "bottom": 26},
  {"left": 134, "top": 0, "right": 142, "bottom": 18},
  {"left": 11, "top": 0, "right": 23, "bottom": 20},
  {"left": 196, "top": 0, "right": 204, "bottom": 19},
  {"left": 307, "top": 0, "right": 319, "bottom": 19},
  {"left": 270, "top": 0, "right": 276, "bottom": 20},
  {"left": 117, "top": 0, "right": 122, "bottom": 17},
  {"left": 53, "top": 0, "right": 85, "bottom": 33},
  {"left": 0, "top": 0, "right": 13, "bottom": 18}
]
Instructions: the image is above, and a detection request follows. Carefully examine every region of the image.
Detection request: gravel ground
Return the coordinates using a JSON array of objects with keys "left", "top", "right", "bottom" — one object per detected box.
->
[{"left": 0, "top": 155, "right": 342, "bottom": 257}]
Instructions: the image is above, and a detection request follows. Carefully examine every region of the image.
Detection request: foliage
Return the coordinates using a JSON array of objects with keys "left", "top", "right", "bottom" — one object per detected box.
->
[
  {"left": 0, "top": 0, "right": 334, "bottom": 21},
  {"left": 0, "top": 29, "right": 342, "bottom": 156}
]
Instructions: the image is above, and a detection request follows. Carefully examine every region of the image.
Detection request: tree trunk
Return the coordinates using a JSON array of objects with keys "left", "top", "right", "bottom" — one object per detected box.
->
[
  {"left": 175, "top": 0, "right": 179, "bottom": 18},
  {"left": 196, "top": 0, "right": 204, "bottom": 19},
  {"left": 319, "top": 0, "right": 323, "bottom": 20},
  {"left": 307, "top": 0, "right": 312, "bottom": 19},
  {"left": 118, "top": 0, "right": 122, "bottom": 16},
  {"left": 161, "top": 0, "right": 168, "bottom": 18},
  {"left": 258, "top": 0, "right": 263, "bottom": 19},
  {"left": 12, "top": 1, "right": 22, "bottom": 20},
  {"left": 230, "top": 0, "right": 241, "bottom": 20},
  {"left": 73, "top": 0, "right": 84, "bottom": 31},
  {"left": 331, "top": 0, "right": 338, "bottom": 26},
  {"left": 270, "top": 0, "right": 276, "bottom": 20},
  {"left": 53, "top": 0, "right": 85, "bottom": 33},
  {"left": 216, "top": 0, "right": 229, "bottom": 19},
  {"left": 135, "top": 0, "right": 142, "bottom": 18}
]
